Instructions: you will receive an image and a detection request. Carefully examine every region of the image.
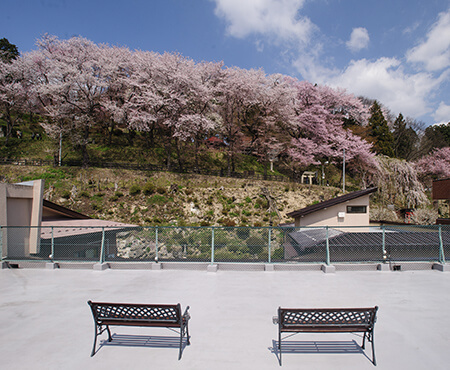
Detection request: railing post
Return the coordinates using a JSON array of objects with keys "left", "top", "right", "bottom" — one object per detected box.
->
[
  {"left": 155, "top": 226, "right": 159, "bottom": 262},
  {"left": 211, "top": 227, "right": 215, "bottom": 265},
  {"left": 100, "top": 227, "right": 105, "bottom": 263},
  {"left": 382, "top": 225, "right": 386, "bottom": 263},
  {"left": 268, "top": 226, "right": 272, "bottom": 264},
  {"left": 51, "top": 226, "right": 55, "bottom": 261},
  {"left": 439, "top": 225, "right": 446, "bottom": 264},
  {"left": 325, "top": 226, "right": 330, "bottom": 265}
]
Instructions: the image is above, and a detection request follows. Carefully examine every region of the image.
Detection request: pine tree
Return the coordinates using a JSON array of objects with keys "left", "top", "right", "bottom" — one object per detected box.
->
[
  {"left": 392, "top": 113, "right": 419, "bottom": 160},
  {"left": 368, "top": 101, "right": 394, "bottom": 156}
]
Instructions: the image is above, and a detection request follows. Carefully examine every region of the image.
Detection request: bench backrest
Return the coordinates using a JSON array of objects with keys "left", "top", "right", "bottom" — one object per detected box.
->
[
  {"left": 88, "top": 301, "right": 182, "bottom": 324},
  {"left": 279, "top": 306, "right": 378, "bottom": 329}
]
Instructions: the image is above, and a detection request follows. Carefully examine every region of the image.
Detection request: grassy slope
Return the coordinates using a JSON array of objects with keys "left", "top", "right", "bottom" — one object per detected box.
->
[{"left": 0, "top": 164, "right": 343, "bottom": 226}]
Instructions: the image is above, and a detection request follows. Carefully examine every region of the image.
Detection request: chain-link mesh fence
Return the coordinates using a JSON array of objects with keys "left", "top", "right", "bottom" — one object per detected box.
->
[{"left": 1, "top": 225, "right": 449, "bottom": 265}]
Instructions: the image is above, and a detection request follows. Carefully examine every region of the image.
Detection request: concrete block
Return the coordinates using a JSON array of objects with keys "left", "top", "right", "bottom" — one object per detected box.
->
[
  {"left": 1, "top": 261, "right": 9, "bottom": 269},
  {"left": 45, "top": 262, "right": 59, "bottom": 269},
  {"left": 432, "top": 263, "right": 450, "bottom": 272},
  {"left": 207, "top": 264, "right": 218, "bottom": 272},
  {"left": 377, "top": 263, "right": 390, "bottom": 271},
  {"left": 152, "top": 262, "right": 162, "bottom": 270},
  {"left": 93, "top": 262, "right": 109, "bottom": 271},
  {"left": 265, "top": 264, "right": 275, "bottom": 272},
  {"left": 321, "top": 264, "right": 336, "bottom": 273}
]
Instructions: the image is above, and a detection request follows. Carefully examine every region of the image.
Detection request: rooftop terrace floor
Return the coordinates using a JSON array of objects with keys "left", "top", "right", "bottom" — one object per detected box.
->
[{"left": 1, "top": 267, "right": 449, "bottom": 370}]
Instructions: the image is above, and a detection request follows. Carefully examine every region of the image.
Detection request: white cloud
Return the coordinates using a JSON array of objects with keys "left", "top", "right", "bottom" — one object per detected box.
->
[
  {"left": 295, "top": 55, "right": 443, "bottom": 118},
  {"left": 346, "top": 27, "right": 369, "bottom": 52},
  {"left": 211, "top": 0, "right": 315, "bottom": 45},
  {"left": 406, "top": 9, "right": 450, "bottom": 72},
  {"left": 433, "top": 101, "right": 450, "bottom": 124}
]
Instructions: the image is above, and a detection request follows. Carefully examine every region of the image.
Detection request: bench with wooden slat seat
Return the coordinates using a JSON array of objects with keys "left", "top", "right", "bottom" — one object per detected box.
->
[
  {"left": 87, "top": 301, "right": 190, "bottom": 359},
  {"left": 274, "top": 306, "right": 378, "bottom": 365}
]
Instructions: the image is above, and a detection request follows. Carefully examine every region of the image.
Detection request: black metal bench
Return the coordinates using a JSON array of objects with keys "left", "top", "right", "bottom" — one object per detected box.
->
[
  {"left": 87, "top": 301, "right": 190, "bottom": 359},
  {"left": 274, "top": 306, "right": 378, "bottom": 365}
]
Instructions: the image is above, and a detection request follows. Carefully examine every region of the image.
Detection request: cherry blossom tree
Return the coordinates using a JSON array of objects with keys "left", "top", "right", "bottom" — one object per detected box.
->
[
  {"left": 0, "top": 57, "right": 29, "bottom": 144},
  {"left": 27, "top": 35, "right": 108, "bottom": 166},
  {"left": 284, "top": 77, "right": 375, "bottom": 180},
  {"left": 415, "top": 147, "right": 450, "bottom": 182},
  {"left": 374, "top": 156, "right": 428, "bottom": 208}
]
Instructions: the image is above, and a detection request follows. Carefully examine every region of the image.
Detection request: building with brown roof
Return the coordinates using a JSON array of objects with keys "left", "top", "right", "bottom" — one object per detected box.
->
[{"left": 286, "top": 188, "right": 378, "bottom": 227}]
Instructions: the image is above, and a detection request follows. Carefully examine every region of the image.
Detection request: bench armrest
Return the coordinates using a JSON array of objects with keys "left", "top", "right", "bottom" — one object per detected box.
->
[
  {"left": 182, "top": 306, "right": 191, "bottom": 322},
  {"left": 272, "top": 316, "right": 279, "bottom": 325}
]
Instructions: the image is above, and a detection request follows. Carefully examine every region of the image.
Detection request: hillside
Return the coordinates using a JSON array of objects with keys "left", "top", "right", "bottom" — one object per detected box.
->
[{"left": 0, "top": 164, "right": 343, "bottom": 226}]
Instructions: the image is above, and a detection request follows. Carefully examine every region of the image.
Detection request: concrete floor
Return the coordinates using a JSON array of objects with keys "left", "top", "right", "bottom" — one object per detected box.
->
[{"left": 1, "top": 267, "right": 449, "bottom": 370}]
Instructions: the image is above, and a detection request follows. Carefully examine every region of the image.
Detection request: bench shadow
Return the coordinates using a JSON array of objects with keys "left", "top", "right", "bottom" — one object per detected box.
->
[
  {"left": 98, "top": 333, "right": 189, "bottom": 355},
  {"left": 269, "top": 339, "right": 372, "bottom": 364}
]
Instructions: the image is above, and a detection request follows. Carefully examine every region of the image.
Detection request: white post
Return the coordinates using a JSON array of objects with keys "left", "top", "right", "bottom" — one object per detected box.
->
[
  {"left": 59, "top": 131, "right": 62, "bottom": 166},
  {"left": 343, "top": 149, "right": 346, "bottom": 193}
]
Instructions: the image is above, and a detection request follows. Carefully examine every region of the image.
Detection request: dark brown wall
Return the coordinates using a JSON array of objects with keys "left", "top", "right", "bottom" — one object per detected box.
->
[{"left": 432, "top": 179, "right": 450, "bottom": 200}]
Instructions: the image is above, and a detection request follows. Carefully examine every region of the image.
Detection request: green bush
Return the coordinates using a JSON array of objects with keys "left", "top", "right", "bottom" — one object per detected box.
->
[
  {"left": 156, "top": 186, "right": 166, "bottom": 194},
  {"left": 237, "top": 228, "right": 250, "bottom": 240},
  {"left": 272, "top": 247, "right": 284, "bottom": 260},
  {"left": 129, "top": 184, "right": 141, "bottom": 195},
  {"left": 61, "top": 190, "right": 71, "bottom": 199},
  {"left": 246, "top": 235, "right": 266, "bottom": 255},
  {"left": 143, "top": 182, "right": 155, "bottom": 195}
]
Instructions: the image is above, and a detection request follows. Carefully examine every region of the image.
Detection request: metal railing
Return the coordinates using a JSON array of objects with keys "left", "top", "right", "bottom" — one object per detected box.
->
[{"left": 1, "top": 225, "right": 448, "bottom": 266}]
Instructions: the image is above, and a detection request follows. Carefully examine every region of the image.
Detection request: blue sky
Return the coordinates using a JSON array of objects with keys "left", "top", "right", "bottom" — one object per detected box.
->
[{"left": 2, "top": 0, "right": 450, "bottom": 126}]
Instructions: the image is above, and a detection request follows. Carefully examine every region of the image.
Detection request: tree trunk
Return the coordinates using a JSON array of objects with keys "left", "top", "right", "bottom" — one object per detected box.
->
[{"left": 81, "top": 125, "right": 90, "bottom": 168}]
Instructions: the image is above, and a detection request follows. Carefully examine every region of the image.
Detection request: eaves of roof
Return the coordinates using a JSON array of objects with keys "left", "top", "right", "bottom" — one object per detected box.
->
[
  {"left": 286, "top": 187, "right": 378, "bottom": 219},
  {"left": 43, "top": 199, "right": 91, "bottom": 219}
]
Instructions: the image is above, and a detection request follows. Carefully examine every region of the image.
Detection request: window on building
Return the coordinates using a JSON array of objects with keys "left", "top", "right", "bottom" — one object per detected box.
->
[{"left": 347, "top": 205, "right": 367, "bottom": 214}]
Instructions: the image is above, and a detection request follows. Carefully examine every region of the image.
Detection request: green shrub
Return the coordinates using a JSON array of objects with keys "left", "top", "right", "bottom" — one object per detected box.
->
[
  {"left": 272, "top": 247, "right": 284, "bottom": 260},
  {"left": 156, "top": 186, "right": 166, "bottom": 194},
  {"left": 80, "top": 191, "right": 90, "bottom": 198},
  {"left": 242, "top": 209, "right": 252, "bottom": 216},
  {"left": 143, "top": 182, "right": 155, "bottom": 195},
  {"left": 61, "top": 190, "right": 71, "bottom": 199},
  {"left": 129, "top": 184, "right": 141, "bottom": 195},
  {"left": 147, "top": 194, "right": 168, "bottom": 205},
  {"left": 115, "top": 191, "right": 124, "bottom": 198},
  {"left": 246, "top": 235, "right": 266, "bottom": 255},
  {"left": 237, "top": 228, "right": 250, "bottom": 240}
]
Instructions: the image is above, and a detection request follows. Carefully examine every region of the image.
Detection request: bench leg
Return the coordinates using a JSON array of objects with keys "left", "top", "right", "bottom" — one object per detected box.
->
[
  {"left": 371, "top": 330, "right": 377, "bottom": 366},
  {"left": 91, "top": 325, "right": 99, "bottom": 357},
  {"left": 186, "top": 323, "right": 190, "bottom": 345},
  {"left": 278, "top": 329, "right": 282, "bottom": 366},
  {"left": 90, "top": 324, "right": 112, "bottom": 356},
  {"left": 363, "top": 330, "right": 377, "bottom": 366},
  {"left": 178, "top": 329, "right": 184, "bottom": 360}
]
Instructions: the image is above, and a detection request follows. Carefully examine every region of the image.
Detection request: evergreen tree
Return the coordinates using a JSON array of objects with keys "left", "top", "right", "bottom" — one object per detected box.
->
[
  {"left": 420, "top": 122, "right": 450, "bottom": 155},
  {"left": 0, "top": 38, "right": 19, "bottom": 63},
  {"left": 393, "top": 113, "right": 419, "bottom": 160},
  {"left": 368, "top": 101, "right": 394, "bottom": 156}
]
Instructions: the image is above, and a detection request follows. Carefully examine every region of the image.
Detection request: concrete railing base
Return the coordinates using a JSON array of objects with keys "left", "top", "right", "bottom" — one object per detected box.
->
[
  {"left": 377, "top": 263, "right": 390, "bottom": 271},
  {"left": 432, "top": 263, "right": 450, "bottom": 272},
  {"left": 93, "top": 262, "right": 109, "bottom": 271},
  {"left": 207, "top": 264, "right": 218, "bottom": 272},
  {"left": 46, "top": 262, "right": 59, "bottom": 269},
  {"left": 321, "top": 264, "right": 336, "bottom": 273}
]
